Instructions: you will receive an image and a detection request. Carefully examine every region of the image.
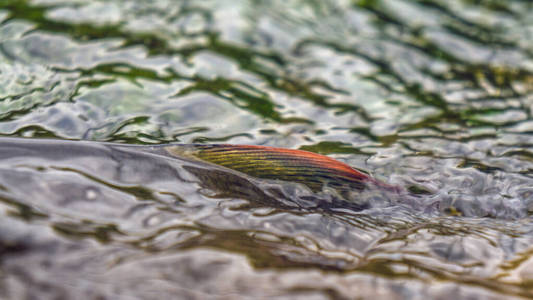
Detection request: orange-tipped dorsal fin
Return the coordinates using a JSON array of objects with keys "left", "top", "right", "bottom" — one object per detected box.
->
[{"left": 166, "top": 144, "right": 377, "bottom": 193}]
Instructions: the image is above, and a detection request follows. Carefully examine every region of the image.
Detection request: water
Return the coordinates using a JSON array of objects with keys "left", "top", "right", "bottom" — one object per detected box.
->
[{"left": 0, "top": 0, "right": 532, "bottom": 298}]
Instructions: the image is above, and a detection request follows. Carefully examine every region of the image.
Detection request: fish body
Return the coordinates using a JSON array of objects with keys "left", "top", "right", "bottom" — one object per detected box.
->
[{"left": 0, "top": 138, "right": 400, "bottom": 211}]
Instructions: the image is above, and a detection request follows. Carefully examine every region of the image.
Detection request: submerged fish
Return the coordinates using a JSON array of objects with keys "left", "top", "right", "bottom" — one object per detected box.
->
[{"left": 0, "top": 138, "right": 401, "bottom": 211}]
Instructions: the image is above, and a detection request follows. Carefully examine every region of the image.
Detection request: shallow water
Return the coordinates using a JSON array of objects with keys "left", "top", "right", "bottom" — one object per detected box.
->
[{"left": 0, "top": 0, "right": 532, "bottom": 299}]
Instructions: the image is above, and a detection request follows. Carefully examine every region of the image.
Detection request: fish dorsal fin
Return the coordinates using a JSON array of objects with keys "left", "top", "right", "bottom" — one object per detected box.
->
[{"left": 166, "top": 144, "right": 371, "bottom": 192}]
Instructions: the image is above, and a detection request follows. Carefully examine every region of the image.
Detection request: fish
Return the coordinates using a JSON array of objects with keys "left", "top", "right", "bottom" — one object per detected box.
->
[{"left": 0, "top": 138, "right": 400, "bottom": 211}]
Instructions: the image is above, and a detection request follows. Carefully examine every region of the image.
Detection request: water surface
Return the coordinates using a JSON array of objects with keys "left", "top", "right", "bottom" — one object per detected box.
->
[{"left": 0, "top": 0, "right": 532, "bottom": 299}]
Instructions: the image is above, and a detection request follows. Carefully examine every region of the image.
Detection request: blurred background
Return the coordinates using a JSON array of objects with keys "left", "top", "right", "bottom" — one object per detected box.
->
[{"left": 0, "top": 0, "right": 532, "bottom": 299}]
